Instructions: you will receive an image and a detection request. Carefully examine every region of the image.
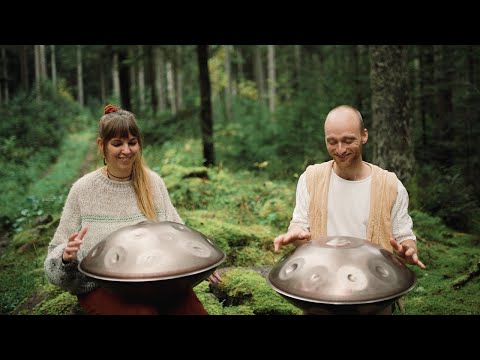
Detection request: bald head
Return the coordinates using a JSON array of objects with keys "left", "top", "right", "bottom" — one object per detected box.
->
[{"left": 324, "top": 105, "right": 365, "bottom": 133}]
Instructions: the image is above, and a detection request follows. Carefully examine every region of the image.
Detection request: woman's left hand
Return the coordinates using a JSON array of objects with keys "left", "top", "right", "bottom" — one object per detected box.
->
[
  {"left": 389, "top": 238, "right": 426, "bottom": 270},
  {"left": 207, "top": 271, "right": 223, "bottom": 285}
]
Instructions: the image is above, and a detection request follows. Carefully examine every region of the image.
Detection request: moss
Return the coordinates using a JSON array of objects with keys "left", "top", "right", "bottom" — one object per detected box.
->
[
  {"left": 33, "top": 290, "right": 82, "bottom": 315},
  {"left": 258, "top": 198, "right": 292, "bottom": 229},
  {"left": 186, "top": 216, "right": 272, "bottom": 248},
  {"left": 195, "top": 268, "right": 302, "bottom": 315},
  {"left": 217, "top": 268, "right": 301, "bottom": 315},
  {"left": 194, "top": 281, "right": 224, "bottom": 315},
  {"left": 232, "top": 243, "right": 278, "bottom": 267},
  {"left": 222, "top": 305, "right": 255, "bottom": 315}
]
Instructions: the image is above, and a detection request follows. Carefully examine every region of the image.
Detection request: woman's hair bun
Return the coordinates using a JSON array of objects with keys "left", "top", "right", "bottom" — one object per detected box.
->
[{"left": 104, "top": 104, "right": 119, "bottom": 114}]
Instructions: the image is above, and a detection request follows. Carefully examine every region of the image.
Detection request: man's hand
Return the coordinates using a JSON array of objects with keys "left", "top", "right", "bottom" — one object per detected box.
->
[
  {"left": 273, "top": 228, "right": 311, "bottom": 252},
  {"left": 389, "top": 238, "right": 426, "bottom": 270}
]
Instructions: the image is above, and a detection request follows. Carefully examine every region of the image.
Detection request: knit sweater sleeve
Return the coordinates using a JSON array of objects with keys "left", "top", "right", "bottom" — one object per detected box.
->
[
  {"left": 43, "top": 182, "right": 97, "bottom": 295},
  {"left": 391, "top": 180, "right": 416, "bottom": 244}
]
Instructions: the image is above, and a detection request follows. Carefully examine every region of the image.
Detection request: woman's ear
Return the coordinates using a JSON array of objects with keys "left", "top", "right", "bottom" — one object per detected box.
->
[{"left": 96, "top": 138, "right": 103, "bottom": 153}]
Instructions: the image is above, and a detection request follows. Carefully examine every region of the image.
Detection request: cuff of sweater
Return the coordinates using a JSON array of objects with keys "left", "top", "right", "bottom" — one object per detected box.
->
[{"left": 51, "top": 244, "right": 79, "bottom": 272}]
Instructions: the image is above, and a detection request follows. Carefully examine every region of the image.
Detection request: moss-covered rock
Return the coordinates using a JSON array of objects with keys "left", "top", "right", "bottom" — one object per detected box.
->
[
  {"left": 33, "top": 290, "right": 83, "bottom": 315},
  {"left": 212, "top": 268, "right": 301, "bottom": 315},
  {"left": 194, "top": 281, "right": 224, "bottom": 315},
  {"left": 12, "top": 284, "right": 84, "bottom": 315}
]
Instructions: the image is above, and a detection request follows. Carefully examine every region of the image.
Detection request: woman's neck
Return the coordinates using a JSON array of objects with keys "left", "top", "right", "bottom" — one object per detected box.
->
[{"left": 103, "top": 167, "right": 132, "bottom": 182}]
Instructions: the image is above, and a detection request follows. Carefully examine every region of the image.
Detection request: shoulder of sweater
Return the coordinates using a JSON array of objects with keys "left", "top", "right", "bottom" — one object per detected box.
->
[
  {"left": 146, "top": 168, "right": 164, "bottom": 183},
  {"left": 69, "top": 168, "right": 102, "bottom": 191}
]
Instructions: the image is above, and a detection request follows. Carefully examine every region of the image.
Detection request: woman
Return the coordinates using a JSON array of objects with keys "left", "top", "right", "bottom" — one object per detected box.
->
[{"left": 44, "top": 104, "right": 220, "bottom": 314}]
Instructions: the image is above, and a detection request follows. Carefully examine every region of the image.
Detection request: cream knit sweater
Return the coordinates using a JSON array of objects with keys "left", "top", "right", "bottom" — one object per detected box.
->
[{"left": 44, "top": 168, "right": 183, "bottom": 295}]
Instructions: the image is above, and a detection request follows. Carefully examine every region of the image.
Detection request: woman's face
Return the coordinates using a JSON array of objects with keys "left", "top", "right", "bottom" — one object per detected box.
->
[{"left": 100, "top": 132, "right": 140, "bottom": 174}]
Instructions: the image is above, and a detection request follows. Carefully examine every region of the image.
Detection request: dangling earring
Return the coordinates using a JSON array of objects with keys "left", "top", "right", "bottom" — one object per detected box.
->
[{"left": 103, "top": 157, "right": 107, "bottom": 166}]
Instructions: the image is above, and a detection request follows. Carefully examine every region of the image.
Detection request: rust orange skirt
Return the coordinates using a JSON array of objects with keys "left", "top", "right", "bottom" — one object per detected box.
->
[{"left": 77, "top": 287, "right": 208, "bottom": 315}]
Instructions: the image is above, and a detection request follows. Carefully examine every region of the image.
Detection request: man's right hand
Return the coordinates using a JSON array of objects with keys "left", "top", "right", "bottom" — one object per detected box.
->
[{"left": 273, "top": 228, "right": 311, "bottom": 252}]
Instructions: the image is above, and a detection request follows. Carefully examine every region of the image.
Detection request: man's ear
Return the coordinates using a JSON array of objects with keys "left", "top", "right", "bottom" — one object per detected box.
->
[{"left": 362, "top": 129, "right": 368, "bottom": 144}]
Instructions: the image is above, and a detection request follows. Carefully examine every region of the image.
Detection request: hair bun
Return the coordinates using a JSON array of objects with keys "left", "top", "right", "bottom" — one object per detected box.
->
[{"left": 104, "top": 104, "right": 119, "bottom": 114}]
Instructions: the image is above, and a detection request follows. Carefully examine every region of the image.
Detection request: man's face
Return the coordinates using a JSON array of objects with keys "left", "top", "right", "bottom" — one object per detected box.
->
[{"left": 324, "top": 109, "right": 367, "bottom": 169}]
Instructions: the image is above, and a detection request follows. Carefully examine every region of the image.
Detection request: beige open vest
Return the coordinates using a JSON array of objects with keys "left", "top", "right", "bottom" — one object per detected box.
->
[{"left": 305, "top": 160, "right": 398, "bottom": 251}]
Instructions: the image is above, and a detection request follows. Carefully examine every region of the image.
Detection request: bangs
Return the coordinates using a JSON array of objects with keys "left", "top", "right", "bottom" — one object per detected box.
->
[{"left": 102, "top": 113, "right": 141, "bottom": 141}]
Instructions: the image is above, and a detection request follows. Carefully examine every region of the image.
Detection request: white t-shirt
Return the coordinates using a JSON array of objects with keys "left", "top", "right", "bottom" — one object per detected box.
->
[{"left": 289, "top": 168, "right": 416, "bottom": 243}]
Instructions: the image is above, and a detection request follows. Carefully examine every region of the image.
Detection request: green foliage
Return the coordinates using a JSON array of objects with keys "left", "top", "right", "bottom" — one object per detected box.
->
[
  {"left": 0, "top": 91, "right": 84, "bottom": 150},
  {"left": 416, "top": 165, "right": 479, "bottom": 232},
  {"left": 0, "top": 243, "right": 47, "bottom": 314},
  {"left": 1, "top": 131, "right": 95, "bottom": 232}
]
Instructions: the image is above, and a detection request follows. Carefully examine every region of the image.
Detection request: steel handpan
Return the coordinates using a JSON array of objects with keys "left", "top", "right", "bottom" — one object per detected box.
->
[
  {"left": 79, "top": 221, "right": 225, "bottom": 300},
  {"left": 267, "top": 236, "right": 416, "bottom": 315}
]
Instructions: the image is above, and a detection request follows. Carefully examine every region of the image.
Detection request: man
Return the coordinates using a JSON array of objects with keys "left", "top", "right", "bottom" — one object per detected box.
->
[{"left": 274, "top": 104, "right": 425, "bottom": 270}]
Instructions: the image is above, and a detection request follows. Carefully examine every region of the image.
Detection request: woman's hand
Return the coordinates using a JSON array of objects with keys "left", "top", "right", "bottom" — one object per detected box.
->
[
  {"left": 207, "top": 271, "right": 223, "bottom": 285},
  {"left": 389, "top": 238, "right": 426, "bottom": 270},
  {"left": 62, "top": 227, "right": 88, "bottom": 263}
]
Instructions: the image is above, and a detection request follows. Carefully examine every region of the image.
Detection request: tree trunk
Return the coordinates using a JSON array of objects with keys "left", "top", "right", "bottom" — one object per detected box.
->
[
  {"left": 153, "top": 46, "right": 166, "bottom": 114},
  {"left": 50, "top": 45, "right": 57, "bottom": 95},
  {"left": 369, "top": 45, "right": 413, "bottom": 182},
  {"left": 137, "top": 45, "right": 145, "bottom": 112},
  {"left": 419, "top": 45, "right": 434, "bottom": 153},
  {"left": 254, "top": 45, "right": 266, "bottom": 106},
  {"left": 197, "top": 45, "right": 215, "bottom": 167},
  {"left": 118, "top": 49, "right": 131, "bottom": 110},
  {"left": 293, "top": 45, "right": 301, "bottom": 93},
  {"left": 1, "top": 48, "right": 9, "bottom": 104},
  {"left": 267, "top": 45, "right": 276, "bottom": 114},
  {"left": 100, "top": 59, "right": 106, "bottom": 106},
  {"left": 224, "top": 45, "right": 233, "bottom": 121},
  {"left": 166, "top": 61, "right": 177, "bottom": 115},
  {"left": 76, "top": 45, "right": 84, "bottom": 106},
  {"left": 112, "top": 51, "right": 121, "bottom": 103},
  {"left": 128, "top": 46, "right": 137, "bottom": 110},
  {"left": 34, "top": 45, "right": 41, "bottom": 100},
  {"left": 176, "top": 46, "right": 183, "bottom": 111},
  {"left": 39, "top": 45, "right": 47, "bottom": 82},
  {"left": 20, "top": 45, "right": 29, "bottom": 92}
]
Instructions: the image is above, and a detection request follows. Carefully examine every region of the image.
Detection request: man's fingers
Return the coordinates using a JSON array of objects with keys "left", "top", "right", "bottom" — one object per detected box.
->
[
  {"left": 274, "top": 234, "right": 290, "bottom": 252},
  {"left": 299, "top": 232, "right": 311, "bottom": 240},
  {"left": 405, "top": 247, "right": 415, "bottom": 257},
  {"left": 389, "top": 238, "right": 401, "bottom": 252},
  {"left": 416, "top": 259, "right": 427, "bottom": 270},
  {"left": 273, "top": 238, "right": 282, "bottom": 253}
]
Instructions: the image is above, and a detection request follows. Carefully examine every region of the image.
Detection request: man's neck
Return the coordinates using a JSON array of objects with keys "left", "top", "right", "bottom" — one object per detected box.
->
[{"left": 333, "top": 161, "right": 370, "bottom": 181}]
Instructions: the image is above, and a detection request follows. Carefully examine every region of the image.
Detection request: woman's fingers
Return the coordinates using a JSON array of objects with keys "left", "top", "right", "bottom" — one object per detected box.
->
[{"left": 63, "top": 227, "right": 88, "bottom": 262}]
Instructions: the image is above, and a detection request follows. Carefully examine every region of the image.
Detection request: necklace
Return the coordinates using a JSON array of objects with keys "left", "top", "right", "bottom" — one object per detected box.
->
[{"left": 106, "top": 168, "right": 132, "bottom": 180}]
